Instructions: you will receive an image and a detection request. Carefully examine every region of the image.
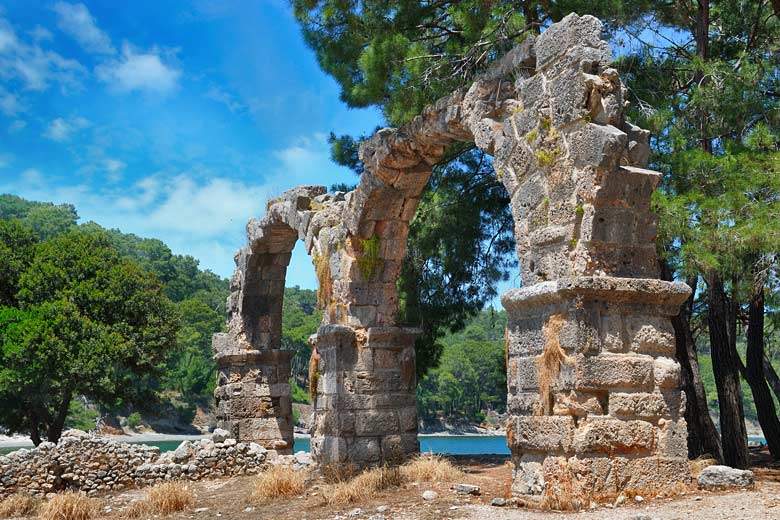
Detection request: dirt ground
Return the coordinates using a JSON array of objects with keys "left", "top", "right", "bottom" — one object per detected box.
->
[{"left": 74, "top": 450, "right": 778, "bottom": 520}]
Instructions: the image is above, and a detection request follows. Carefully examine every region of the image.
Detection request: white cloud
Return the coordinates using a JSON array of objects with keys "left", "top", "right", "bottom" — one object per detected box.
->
[
  {"left": 104, "top": 158, "right": 125, "bottom": 181},
  {"left": 0, "top": 87, "right": 21, "bottom": 115},
  {"left": 0, "top": 18, "right": 17, "bottom": 53},
  {"left": 0, "top": 17, "right": 85, "bottom": 92},
  {"left": 96, "top": 43, "right": 180, "bottom": 94},
  {"left": 0, "top": 134, "right": 357, "bottom": 282},
  {"left": 105, "top": 158, "right": 125, "bottom": 173},
  {"left": 29, "top": 26, "right": 53, "bottom": 43},
  {"left": 0, "top": 152, "right": 12, "bottom": 168},
  {"left": 8, "top": 119, "right": 26, "bottom": 132},
  {"left": 43, "top": 116, "right": 89, "bottom": 142},
  {"left": 53, "top": 2, "right": 115, "bottom": 55},
  {"left": 21, "top": 168, "right": 42, "bottom": 185},
  {"left": 205, "top": 85, "right": 244, "bottom": 113}
]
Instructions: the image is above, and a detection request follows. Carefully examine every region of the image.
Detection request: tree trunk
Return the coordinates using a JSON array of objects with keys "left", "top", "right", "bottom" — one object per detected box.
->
[
  {"left": 46, "top": 389, "right": 73, "bottom": 444},
  {"left": 764, "top": 355, "right": 780, "bottom": 403},
  {"left": 707, "top": 271, "right": 749, "bottom": 468},
  {"left": 744, "top": 275, "right": 780, "bottom": 458},
  {"left": 29, "top": 411, "right": 42, "bottom": 447},
  {"left": 661, "top": 263, "right": 722, "bottom": 461}
]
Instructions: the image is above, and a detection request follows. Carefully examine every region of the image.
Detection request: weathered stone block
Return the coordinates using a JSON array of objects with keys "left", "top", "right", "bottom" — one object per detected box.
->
[
  {"left": 507, "top": 392, "right": 541, "bottom": 416},
  {"left": 575, "top": 353, "right": 654, "bottom": 390},
  {"left": 356, "top": 411, "right": 399, "bottom": 436},
  {"left": 572, "top": 417, "right": 655, "bottom": 455},
  {"left": 349, "top": 437, "right": 381, "bottom": 463},
  {"left": 653, "top": 357, "right": 681, "bottom": 389},
  {"left": 509, "top": 416, "right": 574, "bottom": 453},
  {"left": 625, "top": 315, "right": 675, "bottom": 356},
  {"left": 608, "top": 391, "right": 684, "bottom": 420},
  {"left": 656, "top": 418, "right": 688, "bottom": 458}
]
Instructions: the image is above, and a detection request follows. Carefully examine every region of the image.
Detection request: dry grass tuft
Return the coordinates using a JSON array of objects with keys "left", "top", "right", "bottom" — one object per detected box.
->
[
  {"left": 326, "top": 466, "right": 402, "bottom": 505},
  {"left": 400, "top": 454, "right": 464, "bottom": 483},
  {"left": 689, "top": 456, "right": 718, "bottom": 478},
  {"left": 37, "top": 492, "right": 100, "bottom": 520},
  {"left": 251, "top": 465, "right": 308, "bottom": 501},
  {"left": 123, "top": 481, "right": 195, "bottom": 518},
  {"left": 538, "top": 313, "right": 572, "bottom": 415},
  {"left": 0, "top": 493, "right": 40, "bottom": 518}
]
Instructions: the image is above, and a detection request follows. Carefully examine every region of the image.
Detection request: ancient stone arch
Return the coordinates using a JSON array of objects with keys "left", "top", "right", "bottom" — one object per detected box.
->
[{"left": 213, "top": 13, "right": 692, "bottom": 501}]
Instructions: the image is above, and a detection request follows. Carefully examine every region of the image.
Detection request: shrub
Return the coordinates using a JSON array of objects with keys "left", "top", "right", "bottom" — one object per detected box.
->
[
  {"left": 290, "top": 378, "right": 310, "bottom": 404},
  {"left": 126, "top": 412, "right": 142, "bottom": 430},
  {"left": 0, "top": 492, "right": 39, "bottom": 517},
  {"left": 251, "top": 466, "right": 307, "bottom": 500},
  {"left": 38, "top": 492, "right": 100, "bottom": 520},
  {"left": 64, "top": 400, "right": 99, "bottom": 432}
]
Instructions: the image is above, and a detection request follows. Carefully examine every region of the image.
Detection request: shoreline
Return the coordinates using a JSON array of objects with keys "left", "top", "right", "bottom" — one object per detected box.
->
[{"left": 1, "top": 430, "right": 505, "bottom": 450}]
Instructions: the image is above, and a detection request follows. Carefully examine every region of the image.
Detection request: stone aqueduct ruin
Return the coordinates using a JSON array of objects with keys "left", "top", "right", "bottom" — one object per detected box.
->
[{"left": 212, "top": 14, "right": 693, "bottom": 500}]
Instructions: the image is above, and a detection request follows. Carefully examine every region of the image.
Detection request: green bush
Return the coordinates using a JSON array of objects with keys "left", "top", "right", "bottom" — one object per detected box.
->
[
  {"left": 290, "top": 378, "right": 311, "bottom": 404},
  {"left": 65, "top": 399, "right": 99, "bottom": 431},
  {"left": 126, "top": 412, "right": 142, "bottom": 430}
]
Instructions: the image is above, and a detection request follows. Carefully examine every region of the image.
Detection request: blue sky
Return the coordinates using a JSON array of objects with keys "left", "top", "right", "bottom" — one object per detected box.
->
[{"left": 0, "top": 0, "right": 381, "bottom": 289}]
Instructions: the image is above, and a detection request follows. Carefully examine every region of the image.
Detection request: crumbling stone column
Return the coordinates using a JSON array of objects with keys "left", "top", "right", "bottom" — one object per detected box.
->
[
  {"left": 211, "top": 187, "right": 326, "bottom": 453},
  {"left": 310, "top": 326, "right": 419, "bottom": 466},
  {"left": 503, "top": 278, "right": 691, "bottom": 505},
  {"left": 213, "top": 336, "right": 294, "bottom": 452}
]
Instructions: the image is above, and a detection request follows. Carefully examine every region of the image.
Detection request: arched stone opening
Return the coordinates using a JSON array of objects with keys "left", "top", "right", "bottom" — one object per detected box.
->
[
  {"left": 214, "top": 13, "right": 693, "bottom": 501},
  {"left": 213, "top": 186, "right": 327, "bottom": 453}
]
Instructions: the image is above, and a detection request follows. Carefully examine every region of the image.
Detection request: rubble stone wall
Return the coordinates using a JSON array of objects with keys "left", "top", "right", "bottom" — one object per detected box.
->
[
  {"left": 213, "top": 11, "right": 692, "bottom": 500},
  {"left": 0, "top": 430, "right": 271, "bottom": 500}
]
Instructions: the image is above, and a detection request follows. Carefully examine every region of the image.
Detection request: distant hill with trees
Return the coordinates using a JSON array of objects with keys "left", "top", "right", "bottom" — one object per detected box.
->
[{"left": 0, "top": 194, "right": 773, "bottom": 443}]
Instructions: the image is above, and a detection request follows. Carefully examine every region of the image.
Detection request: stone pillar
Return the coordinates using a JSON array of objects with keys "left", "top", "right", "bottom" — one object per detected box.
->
[
  {"left": 503, "top": 277, "right": 692, "bottom": 504},
  {"left": 213, "top": 333, "right": 294, "bottom": 453},
  {"left": 311, "top": 325, "right": 419, "bottom": 467}
]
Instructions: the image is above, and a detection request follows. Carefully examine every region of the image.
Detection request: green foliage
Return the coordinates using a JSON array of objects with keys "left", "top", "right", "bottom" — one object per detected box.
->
[
  {"left": 417, "top": 309, "right": 508, "bottom": 424},
  {"left": 290, "top": 378, "right": 311, "bottom": 404},
  {"left": 0, "top": 221, "right": 38, "bottom": 307},
  {"left": 398, "top": 148, "right": 516, "bottom": 375},
  {"left": 328, "top": 132, "right": 365, "bottom": 173},
  {"left": 292, "top": 0, "right": 642, "bottom": 126},
  {"left": 0, "top": 194, "right": 78, "bottom": 240},
  {"left": 357, "top": 234, "right": 383, "bottom": 281},
  {"left": 534, "top": 149, "right": 557, "bottom": 167},
  {"left": 65, "top": 399, "right": 99, "bottom": 432},
  {"left": 0, "top": 196, "right": 230, "bottom": 424},
  {"left": 126, "top": 412, "right": 142, "bottom": 430},
  {"left": 0, "top": 229, "right": 180, "bottom": 442},
  {"left": 281, "top": 287, "right": 321, "bottom": 388}
]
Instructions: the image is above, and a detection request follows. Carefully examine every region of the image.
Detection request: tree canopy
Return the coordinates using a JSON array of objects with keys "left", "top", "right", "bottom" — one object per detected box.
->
[{"left": 0, "top": 227, "right": 179, "bottom": 444}]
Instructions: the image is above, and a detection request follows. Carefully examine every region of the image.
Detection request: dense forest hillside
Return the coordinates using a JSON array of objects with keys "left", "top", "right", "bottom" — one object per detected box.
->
[{"left": 0, "top": 194, "right": 772, "bottom": 438}]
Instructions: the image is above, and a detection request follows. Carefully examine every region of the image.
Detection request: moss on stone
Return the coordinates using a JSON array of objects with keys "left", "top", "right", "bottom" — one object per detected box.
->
[{"left": 357, "top": 234, "right": 383, "bottom": 281}]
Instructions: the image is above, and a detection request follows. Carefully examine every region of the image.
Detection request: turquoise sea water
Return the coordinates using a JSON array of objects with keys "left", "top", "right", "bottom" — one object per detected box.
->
[
  {"left": 1, "top": 434, "right": 768, "bottom": 456},
  {"left": 0, "top": 435, "right": 510, "bottom": 456},
  {"left": 126, "top": 435, "right": 511, "bottom": 455}
]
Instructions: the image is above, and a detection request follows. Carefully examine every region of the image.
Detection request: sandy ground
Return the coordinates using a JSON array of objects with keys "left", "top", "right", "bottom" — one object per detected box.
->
[{"left": 55, "top": 452, "right": 774, "bottom": 520}]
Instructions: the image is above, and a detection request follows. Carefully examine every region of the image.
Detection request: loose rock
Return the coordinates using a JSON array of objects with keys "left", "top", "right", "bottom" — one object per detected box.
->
[
  {"left": 697, "top": 465, "right": 755, "bottom": 490},
  {"left": 453, "top": 483, "right": 480, "bottom": 495}
]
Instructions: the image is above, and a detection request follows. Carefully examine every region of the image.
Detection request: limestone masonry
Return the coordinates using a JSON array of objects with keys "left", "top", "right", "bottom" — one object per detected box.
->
[
  {"left": 213, "top": 12, "right": 692, "bottom": 502},
  {"left": 0, "top": 429, "right": 316, "bottom": 500}
]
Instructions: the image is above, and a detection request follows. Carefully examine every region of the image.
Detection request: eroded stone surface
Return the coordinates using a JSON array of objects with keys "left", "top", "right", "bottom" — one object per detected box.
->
[{"left": 212, "top": 11, "right": 691, "bottom": 500}]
